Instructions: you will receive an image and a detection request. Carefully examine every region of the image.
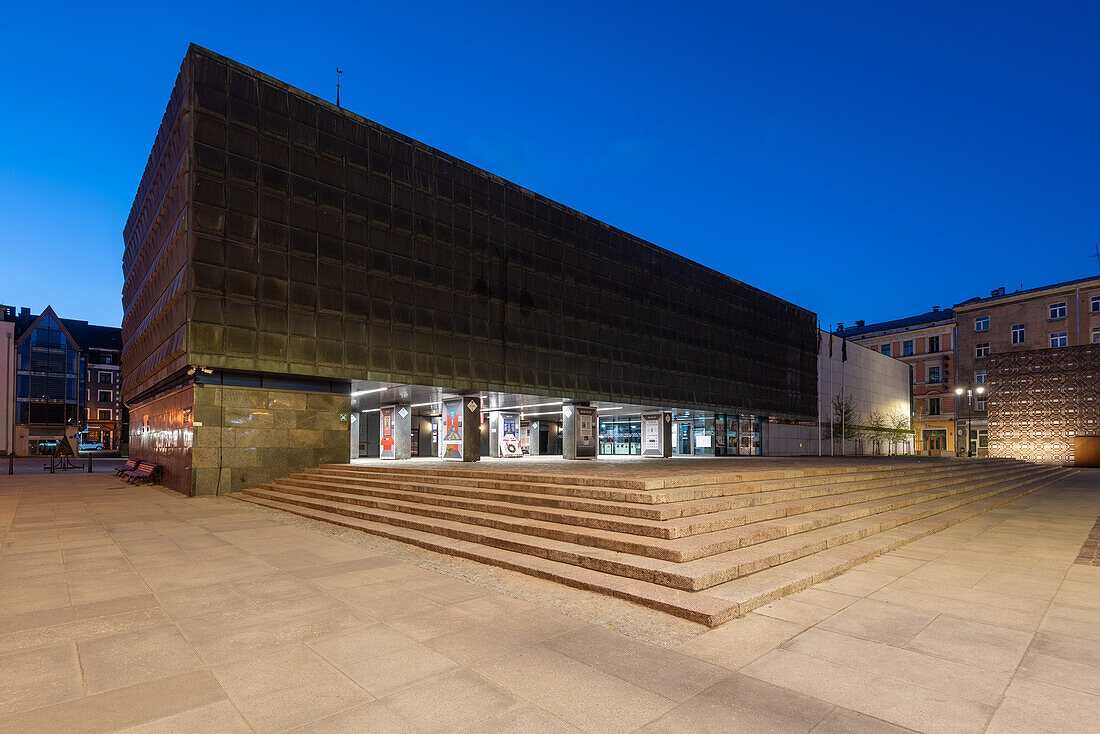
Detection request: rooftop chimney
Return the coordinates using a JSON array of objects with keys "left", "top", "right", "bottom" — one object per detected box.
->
[
  {"left": 856, "top": 319, "right": 865, "bottom": 327},
  {"left": 991, "top": 287, "right": 1006, "bottom": 297},
  {"left": 931, "top": 306, "right": 940, "bottom": 312},
  {"left": 19, "top": 307, "right": 29, "bottom": 319}
]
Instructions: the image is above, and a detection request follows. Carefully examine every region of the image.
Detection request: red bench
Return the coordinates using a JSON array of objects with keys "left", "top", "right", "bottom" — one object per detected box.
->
[
  {"left": 122, "top": 462, "right": 159, "bottom": 484},
  {"left": 114, "top": 459, "right": 138, "bottom": 476}
]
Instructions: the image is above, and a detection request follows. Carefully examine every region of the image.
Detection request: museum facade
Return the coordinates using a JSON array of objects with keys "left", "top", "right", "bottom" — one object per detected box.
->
[{"left": 123, "top": 45, "right": 818, "bottom": 495}]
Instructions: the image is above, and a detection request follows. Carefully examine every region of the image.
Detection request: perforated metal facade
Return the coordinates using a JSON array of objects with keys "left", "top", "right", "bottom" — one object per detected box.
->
[{"left": 124, "top": 44, "right": 817, "bottom": 421}]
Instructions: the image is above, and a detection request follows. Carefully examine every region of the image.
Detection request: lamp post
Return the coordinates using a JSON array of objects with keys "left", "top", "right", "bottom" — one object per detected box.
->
[{"left": 954, "top": 385, "right": 986, "bottom": 457}]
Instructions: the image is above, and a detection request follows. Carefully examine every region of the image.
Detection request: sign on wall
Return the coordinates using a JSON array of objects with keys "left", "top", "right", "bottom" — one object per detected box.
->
[
  {"left": 379, "top": 406, "right": 395, "bottom": 460},
  {"left": 442, "top": 399, "right": 464, "bottom": 460}
]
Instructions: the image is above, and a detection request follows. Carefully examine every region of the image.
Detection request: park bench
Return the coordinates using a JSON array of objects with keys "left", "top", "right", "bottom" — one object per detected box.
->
[
  {"left": 122, "top": 462, "right": 159, "bottom": 484},
  {"left": 113, "top": 459, "right": 138, "bottom": 476}
]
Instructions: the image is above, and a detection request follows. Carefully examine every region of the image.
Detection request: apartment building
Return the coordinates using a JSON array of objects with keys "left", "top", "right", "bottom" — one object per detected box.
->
[
  {"left": 84, "top": 326, "right": 124, "bottom": 449},
  {"left": 955, "top": 276, "right": 1100, "bottom": 462},
  {"left": 843, "top": 308, "right": 956, "bottom": 454}
]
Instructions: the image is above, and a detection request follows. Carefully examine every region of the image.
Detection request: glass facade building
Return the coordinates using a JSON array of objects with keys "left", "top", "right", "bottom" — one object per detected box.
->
[{"left": 13, "top": 311, "right": 84, "bottom": 454}]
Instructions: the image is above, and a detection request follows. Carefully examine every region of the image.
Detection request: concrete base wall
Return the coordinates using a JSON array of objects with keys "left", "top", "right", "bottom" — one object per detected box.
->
[
  {"left": 191, "top": 384, "right": 350, "bottom": 495},
  {"left": 766, "top": 422, "right": 914, "bottom": 457}
]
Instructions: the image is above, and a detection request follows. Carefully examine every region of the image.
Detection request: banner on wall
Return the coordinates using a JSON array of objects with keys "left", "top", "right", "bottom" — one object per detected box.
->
[
  {"left": 575, "top": 406, "right": 597, "bottom": 458},
  {"left": 442, "top": 399, "right": 464, "bottom": 460},
  {"left": 380, "top": 406, "right": 395, "bottom": 460}
]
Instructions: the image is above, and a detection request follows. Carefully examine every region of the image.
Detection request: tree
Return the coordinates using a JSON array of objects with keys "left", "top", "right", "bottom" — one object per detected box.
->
[
  {"left": 822, "top": 393, "right": 858, "bottom": 455},
  {"left": 889, "top": 410, "right": 912, "bottom": 455},
  {"left": 866, "top": 410, "right": 886, "bottom": 455}
]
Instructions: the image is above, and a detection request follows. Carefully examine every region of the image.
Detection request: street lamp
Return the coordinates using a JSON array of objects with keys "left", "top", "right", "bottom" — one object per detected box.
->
[{"left": 954, "top": 385, "right": 986, "bottom": 458}]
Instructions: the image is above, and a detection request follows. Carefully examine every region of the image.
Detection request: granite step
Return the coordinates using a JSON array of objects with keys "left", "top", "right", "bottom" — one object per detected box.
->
[
  {"left": 302, "top": 459, "right": 1018, "bottom": 508},
  {"left": 234, "top": 466, "right": 1074, "bottom": 624},
  {"left": 249, "top": 463, "right": 1041, "bottom": 561},
  {"left": 315, "top": 461, "right": 943, "bottom": 491},
  {"left": 240, "top": 464, "right": 1060, "bottom": 591},
  {"left": 665, "top": 466, "right": 1068, "bottom": 589},
  {"left": 267, "top": 462, "right": 1026, "bottom": 542},
  {"left": 703, "top": 469, "right": 1075, "bottom": 612},
  {"left": 234, "top": 491, "right": 740, "bottom": 626},
  {"left": 274, "top": 461, "right": 1011, "bottom": 528}
]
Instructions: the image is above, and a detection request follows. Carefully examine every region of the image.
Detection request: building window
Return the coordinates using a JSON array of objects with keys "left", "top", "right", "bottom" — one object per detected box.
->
[
  {"left": 902, "top": 340, "right": 914, "bottom": 356},
  {"left": 1093, "top": 326, "right": 1100, "bottom": 344},
  {"left": 975, "top": 370, "right": 987, "bottom": 385},
  {"left": 975, "top": 316, "right": 989, "bottom": 331},
  {"left": 881, "top": 344, "right": 892, "bottom": 357},
  {"left": 97, "top": 409, "right": 112, "bottom": 421},
  {"left": 928, "top": 398, "right": 941, "bottom": 415},
  {"left": 928, "top": 336, "right": 940, "bottom": 353},
  {"left": 98, "top": 371, "right": 113, "bottom": 384},
  {"left": 976, "top": 343, "right": 990, "bottom": 358},
  {"left": 97, "top": 389, "right": 111, "bottom": 402},
  {"left": 103, "top": 355, "right": 112, "bottom": 364},
  {"left": 1092, "top": 295, "right": 1100, "bottom": 313},
  {"left": 1050, "top": 332, "right": 1068, "bottom": 348},
  {"left": 1049, "top": 302, "right": 1067, "bottom": 319},
  {"left": 976, "top": 396, "right": 987, "bottom": 412},
  {"left": 1011, "top": 324, "right": 1025, "bottom": 345},
  {"left": 928, "top": 365, "right": 941, "bottom": 383}
]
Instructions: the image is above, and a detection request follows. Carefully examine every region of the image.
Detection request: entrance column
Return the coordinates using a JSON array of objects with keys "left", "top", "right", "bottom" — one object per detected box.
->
[
  {"left": 641, "top": 411, "right": 672, "bottom": 458},
  {"left": 441, "top": 396, "right": 481, "bottom": 462},
  {"left": 527, "top": 420, "right": 540, "bottom": 456},
  {"left": 380, "top": 404, "right": 412, "bottom": 460},
  {"left": 563, "top": 401, "right": 598, "bottom": 460}
]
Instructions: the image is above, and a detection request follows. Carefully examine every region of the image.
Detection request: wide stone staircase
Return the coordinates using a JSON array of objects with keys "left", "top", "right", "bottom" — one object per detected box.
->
[{"left": 234, "top": 459, "right": 1073, "bottom": 626}]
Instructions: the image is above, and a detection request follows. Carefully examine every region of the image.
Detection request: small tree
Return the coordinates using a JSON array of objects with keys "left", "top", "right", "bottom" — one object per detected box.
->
[
  {"left": 866, "top": 410, "right": 886, "bottom": 455},
  {"left": 822, "top": 393, "right": 858, "bottom": 455},
  {"left": 890, "top": 411, "right": 912, "bottom": 455}
]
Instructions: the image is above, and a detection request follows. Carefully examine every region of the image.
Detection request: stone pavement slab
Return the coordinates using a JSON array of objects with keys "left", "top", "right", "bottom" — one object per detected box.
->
[{"left": 0, "top": 467, "right": 1097, "bottom": 732}]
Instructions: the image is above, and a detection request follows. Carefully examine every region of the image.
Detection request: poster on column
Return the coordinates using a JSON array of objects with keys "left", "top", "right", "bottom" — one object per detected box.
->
[
  {"left": 499, "top": 414, "right": 522, "bottom": 458},
  {"left": 442, "top": 400, "right": 464, "bottom": 460},
  {"left": 575, "top": 406, "right": 597, "bottom": 458},
  {"left": 380, "top": 406, "right": 396, "bottom": 459},
  {"left": 641, "top": 412, "right": 665, "bottom": 457}
]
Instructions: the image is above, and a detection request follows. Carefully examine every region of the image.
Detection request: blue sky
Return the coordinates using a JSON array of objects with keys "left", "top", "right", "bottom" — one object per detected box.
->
[{"left": 2, "top": 1, "right": 1098, "bottom": 329}]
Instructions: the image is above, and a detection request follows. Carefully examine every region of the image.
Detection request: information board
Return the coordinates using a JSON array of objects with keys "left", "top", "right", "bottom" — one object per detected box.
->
[
  {"left": 575, "top": 406, "right": 597, "bottom": 458},
  {"left": 641, "top": 412, "right": 667, "bottom": 457}
]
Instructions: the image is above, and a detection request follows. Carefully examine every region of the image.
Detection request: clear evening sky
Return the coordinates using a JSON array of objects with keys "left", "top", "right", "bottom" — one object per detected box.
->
[{"left": 2, "top": 1, "right": 1098, "bottom": 329}]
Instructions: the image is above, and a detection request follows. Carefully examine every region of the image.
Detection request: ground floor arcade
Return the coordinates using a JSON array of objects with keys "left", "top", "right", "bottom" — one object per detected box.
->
[{"left": 347, "top": 380, "right": 768, "bottom": 463}]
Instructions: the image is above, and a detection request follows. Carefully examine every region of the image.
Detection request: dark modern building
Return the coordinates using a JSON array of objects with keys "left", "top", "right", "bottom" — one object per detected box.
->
[
  {"left": 123, "top": 45, "right": 817, "bottom": 495},
  {"left": 2, "top": 305, "right": 125, "bottom": 455}
]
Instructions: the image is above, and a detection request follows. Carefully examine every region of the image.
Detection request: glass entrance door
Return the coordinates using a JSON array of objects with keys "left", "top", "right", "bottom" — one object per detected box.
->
[{"left": 599, "top": 419, "right": 641, "bottom": 455}]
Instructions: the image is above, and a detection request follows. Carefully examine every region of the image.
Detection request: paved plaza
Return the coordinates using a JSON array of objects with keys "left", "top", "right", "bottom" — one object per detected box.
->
[{"left": 0, "top": 468, "right": 1097, "bottom": 733}]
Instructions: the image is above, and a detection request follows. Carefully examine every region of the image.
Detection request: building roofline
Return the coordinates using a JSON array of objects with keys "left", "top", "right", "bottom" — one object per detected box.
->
[
  {"left": 954, "top": 275, "right": 1100, "bottom": 311},
  {"left": 177, "top": 43, "right": 814, "bottom": 320},
  {"left": 836, "top": 309, "right": 955, "bottom": 338}
]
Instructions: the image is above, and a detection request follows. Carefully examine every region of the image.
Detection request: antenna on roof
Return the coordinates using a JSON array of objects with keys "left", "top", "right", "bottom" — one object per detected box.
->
[
  {"left": 336, "top": 68, "right": 343, "bottom": 108},
  {"left": 1091, "top": 243, "right": 1100, "bottom": 275}
]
